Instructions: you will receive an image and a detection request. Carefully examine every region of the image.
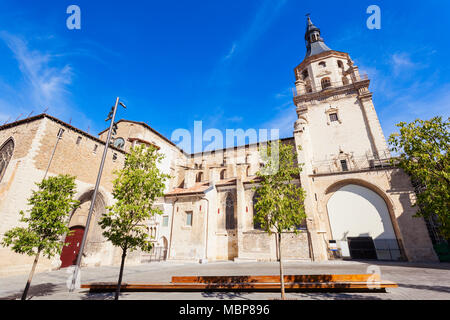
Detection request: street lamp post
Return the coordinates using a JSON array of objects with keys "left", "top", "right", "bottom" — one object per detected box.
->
[{"left": 69, "top": 97, "right": 124, "bottom": 292}]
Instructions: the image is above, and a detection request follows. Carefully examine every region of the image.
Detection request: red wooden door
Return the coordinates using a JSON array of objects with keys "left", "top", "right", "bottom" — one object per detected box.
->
[{"left": 60, "top": 226, "right": 85, "bottom": 268}]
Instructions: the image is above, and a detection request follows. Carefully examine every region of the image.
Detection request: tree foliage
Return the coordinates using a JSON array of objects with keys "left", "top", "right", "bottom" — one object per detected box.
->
[
  {"left": 253, "top": 141, "right": 306, "bottom": 234},
  {"left": 388, "top": 116, "right": 450, "bottom": 238},
  {"left": 252, "top": 141, "right": 306, "bottom": 300},
  {"left": 99, "top": 144, "right": 170, "bottom": 252},
  {"left": 1, "top": 174, "right": 80, "bottom": 258}
]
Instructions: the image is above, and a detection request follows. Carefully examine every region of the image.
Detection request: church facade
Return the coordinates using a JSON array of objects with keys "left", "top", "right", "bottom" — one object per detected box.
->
[{"left": 0, "top": 18, "right": 438, "bottom": 276}]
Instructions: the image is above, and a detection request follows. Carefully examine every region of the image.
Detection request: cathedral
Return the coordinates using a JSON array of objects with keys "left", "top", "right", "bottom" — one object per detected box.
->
[{"left": 0, "top": 17, "right": 438, "bottom": 276}]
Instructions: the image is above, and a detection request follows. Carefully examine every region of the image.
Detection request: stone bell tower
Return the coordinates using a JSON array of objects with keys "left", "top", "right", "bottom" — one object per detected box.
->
[{"left": 292, "top": 16, "right": 394, "bottom": 261}]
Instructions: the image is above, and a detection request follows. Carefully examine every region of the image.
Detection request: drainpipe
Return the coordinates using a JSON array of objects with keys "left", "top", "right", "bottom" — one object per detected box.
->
[
  {"left": 201, "top": 197, "right": 209, "bottom": 262},
  {"left": 167, "top": 197, "right": 178, "bottom": 259}
]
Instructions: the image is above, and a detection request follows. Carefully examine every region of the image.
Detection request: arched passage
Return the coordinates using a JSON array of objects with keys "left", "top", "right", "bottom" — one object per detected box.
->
[
  {"left": 60, "top": 190, "right": 106, "bottom": 268},
  {"left": 326, "top": 184, "right": 401, "bottom": 260}
]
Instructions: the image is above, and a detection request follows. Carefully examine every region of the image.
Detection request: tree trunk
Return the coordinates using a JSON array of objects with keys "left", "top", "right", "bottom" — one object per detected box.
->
[
  {"left": 22, "top": 248, "right": 41, "bottom": 301},
  {"left": 278, "top": 232, "right": 286, "bottom": 300},
  {"left": 115, "top": 247, "right": 127, "bottom": 300}
]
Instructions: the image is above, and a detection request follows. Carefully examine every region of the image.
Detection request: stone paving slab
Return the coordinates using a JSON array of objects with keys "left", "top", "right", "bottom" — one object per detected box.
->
[{"left": 0, "top": 260, "right": 449, "bottom": 300}]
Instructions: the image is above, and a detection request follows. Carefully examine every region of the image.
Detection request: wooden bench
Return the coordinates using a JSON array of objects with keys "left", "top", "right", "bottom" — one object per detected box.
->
[{"left": 81, "top": 274, "right": 397, "bottom": 293}]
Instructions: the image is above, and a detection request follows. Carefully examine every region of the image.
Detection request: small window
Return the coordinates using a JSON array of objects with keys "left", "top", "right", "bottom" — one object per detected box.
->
[
  {"left": 93, "top": 144, "right": 98, "bottom": 154},
  {"left": 220, "top": 169, "right": 226, "bottom": 180},
  {"left": 337, "top": 60, "right": 344, "bottom": 69},
  {"left": 112, "top": 153, "right": 118, "bottom": 161},
  {"left": 321, "top": 77, "right": 331, "bottom": 89},
  {"left": 57, "top": 128, "right": 65, "bottom": 138},
  {"left": 319, "top": 61, "right": 326, "bottom": 68},
  {"left": 329, "top": 113, "right": 339, "bottom": 122},
  {"left": 186, "top": 212, "right": 193, "bottom": 226},
  {"left": 76, "top": 136, "right": 82, "bottom": 145},
  {"left": 340, "top": 160, "right": 349, "bottom": 172},
  {"left": 196, "top": 172, "right": 203, "bottom": 182},
  {"left": 162, "top": 216, "right": 169, "bottom": 227}
]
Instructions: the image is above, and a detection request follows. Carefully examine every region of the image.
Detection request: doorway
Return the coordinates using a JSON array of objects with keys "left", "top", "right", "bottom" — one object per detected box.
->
[
  {"left": 60, "top": 226, "right": 85, "bottom": 268},
  {"left": 347, "top": 237, "right": 377, "bottom": 260}
]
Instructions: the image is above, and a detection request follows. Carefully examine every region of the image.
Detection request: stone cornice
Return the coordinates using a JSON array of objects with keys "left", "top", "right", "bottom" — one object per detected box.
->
[
  {"left": 294, "top": 79, "right": 370, "bottom": 105},
  {"left": 294, "top": 50, "right": 349, "bottom": 72}
]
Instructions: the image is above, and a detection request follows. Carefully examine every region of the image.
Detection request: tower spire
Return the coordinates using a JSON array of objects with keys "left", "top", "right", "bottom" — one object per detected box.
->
[{"left": 304, "top": 15, "right": 331, "bottom": 58}]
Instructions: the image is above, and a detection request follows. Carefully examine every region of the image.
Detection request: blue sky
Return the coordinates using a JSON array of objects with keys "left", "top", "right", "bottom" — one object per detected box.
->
[{"left": 0, "top": 0, "right": 449, "bottom": 150}]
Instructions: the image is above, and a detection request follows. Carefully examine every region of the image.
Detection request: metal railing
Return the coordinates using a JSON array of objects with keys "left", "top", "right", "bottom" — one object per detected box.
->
[
  {"left": 141, "top": 246, "right": 167, "bottom": 262},
  {"left": 293, "top": 74, "right": 369, "bottom": 97},
  {"left": 311, "top": 151, "right": 393, "bottom": 175}
]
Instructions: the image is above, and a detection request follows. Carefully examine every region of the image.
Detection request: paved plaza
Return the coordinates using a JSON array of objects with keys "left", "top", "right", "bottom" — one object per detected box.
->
[{"left": 0, "top": 260, "right": 449, "bottom": 300}]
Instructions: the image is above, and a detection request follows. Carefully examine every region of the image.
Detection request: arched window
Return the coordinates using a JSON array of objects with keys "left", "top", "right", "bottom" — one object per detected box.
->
[
  {"left": 113, "top": 137, "right": 125, "bottom": 149},
  {"left": 0, "top": 138, "right": 14, "bottom": 183},
  {"left": 337, "top": 60, "right": 344, "bottom": 69},
  {"left": 321, "top": 77, "right": 331, "bottom": 89},
  {"left": 225, "top": 193, "right": 235, "bottom": 230},
  {"left": 220, "top": 169, "right": 226, "bottom": 180},
  {"left": 319, "top": 61, "right": 326, "bottom": 68},
  {"left": 305, "top": 80, "right": 312, "bottom": 93},
  {"left": 342, "top": 76, "right": 349, "bottom": 85},
  {"left": 253, "top": 192, "right": 262, "bottom": 230},
  {"left": 196, "top": 172, "right": 203, "bottom": 182},
  {"left": 301, "top": 69, "right": 308, "bottom": 80}
]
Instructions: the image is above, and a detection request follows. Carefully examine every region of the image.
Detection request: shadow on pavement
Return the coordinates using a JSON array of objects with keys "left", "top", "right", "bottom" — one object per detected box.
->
[
  {"left": 288, "top": 292, "right": 385, "bottom": 300},
  {"left": 351, "top": 260, "right": 450, "bottom": 270},
  {"left": 398, "top": 283, "right": 450, "bottom": 294},
  {"left": 201, "top": 291, "right": 251, "bottom": 300},
  {"left": 0, "top": 283, "right": 59, "bottom": 300}
]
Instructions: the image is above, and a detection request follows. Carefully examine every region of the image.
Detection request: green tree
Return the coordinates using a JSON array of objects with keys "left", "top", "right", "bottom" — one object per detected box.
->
[
  {"left": 253, "top": 141, "right": 306, "bottom": 300},
  {"left": 1, "top": 175, "right": 79, "bottom": 300},
  {"left": 99, "top": 144, "right": 170, "bottom": 300},
  {"left": 388, "top": 116, "right": 450, "bottom": 238}
]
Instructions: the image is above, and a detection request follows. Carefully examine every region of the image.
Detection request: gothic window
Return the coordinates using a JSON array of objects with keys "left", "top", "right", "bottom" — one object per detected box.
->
[
  {"left": 225, "top": 193, "right": 235, "bottom": 230},
  {"left": 253, "top": 192, "right": 262, "bottom": 230},
  {"left": 0, "top": 138, "right": 14, "bottom": 183},
  {"left": 321, "top": 77, "right": 331, "bottom": 89},
  {"left": 196, "top": 172, "right": 203, "bottom": 182}
]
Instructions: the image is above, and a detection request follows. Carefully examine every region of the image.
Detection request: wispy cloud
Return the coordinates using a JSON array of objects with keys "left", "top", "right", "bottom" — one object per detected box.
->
[
  {"left": 223, "top": 43, "right": 237, "bottom": 61},
  {"left": 390, "top": 52, "right": 417, "bottom": 76},
  {"left": 223, "top": 0, "right": 288, "bottom": 62},
  {"left": 0, "top": 32, "right": 74, "bottom": 122},
  {"left": 261, "top": 100, "right": 296, "bottom": 138}
]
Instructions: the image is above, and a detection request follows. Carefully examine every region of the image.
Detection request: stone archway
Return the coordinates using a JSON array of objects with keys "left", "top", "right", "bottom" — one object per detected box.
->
[
  {"left": 325, "top": 183, "right": 402, "bottom": 260},
  {"left": 60, "top": 190, "right": 107, "bottom": 267}
]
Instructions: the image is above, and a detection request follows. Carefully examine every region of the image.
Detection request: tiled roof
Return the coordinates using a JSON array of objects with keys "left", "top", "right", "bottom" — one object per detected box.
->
[{"left": 165, "top": 182, "right": 211, "bottom": 196}]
